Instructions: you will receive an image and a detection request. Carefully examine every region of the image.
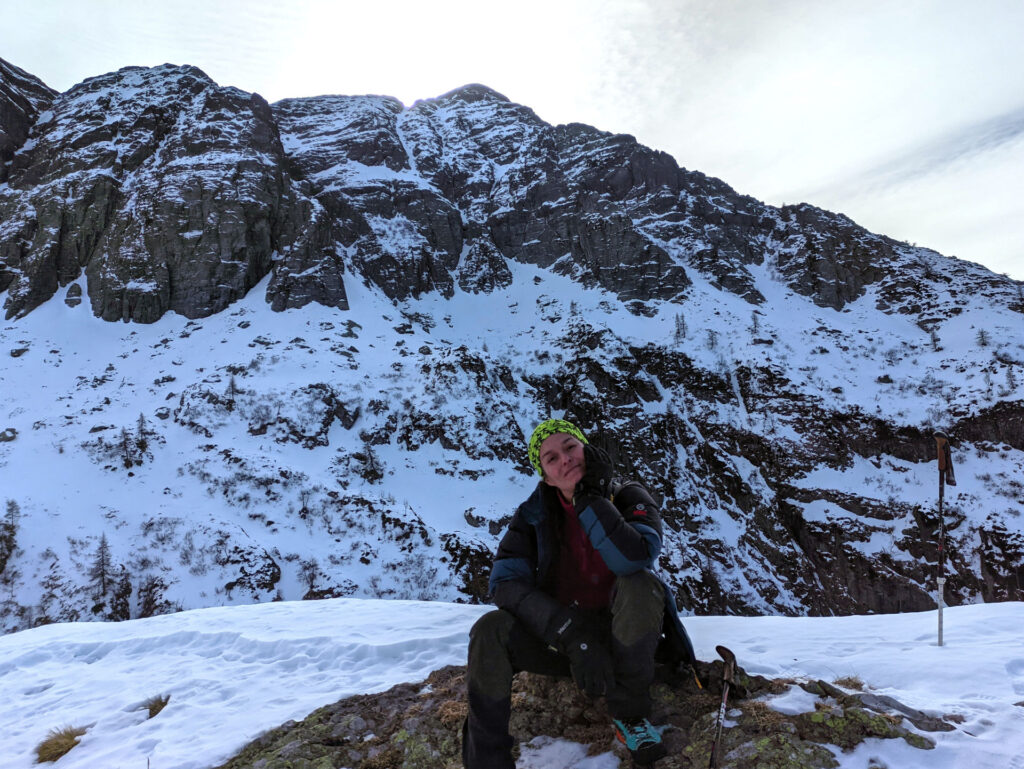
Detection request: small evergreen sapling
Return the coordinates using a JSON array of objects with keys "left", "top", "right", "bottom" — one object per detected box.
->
[{"left": 136, "top": 412, "right": 150, "bottom": 452}]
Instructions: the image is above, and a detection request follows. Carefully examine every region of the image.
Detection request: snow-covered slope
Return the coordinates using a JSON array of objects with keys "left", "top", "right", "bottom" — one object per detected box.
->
[
  {"left": 1, "top": 244, "right": 1022, "bottom": 627},
  {"left": 1, "top": 599, "right": 1022, "bottom": 769}
]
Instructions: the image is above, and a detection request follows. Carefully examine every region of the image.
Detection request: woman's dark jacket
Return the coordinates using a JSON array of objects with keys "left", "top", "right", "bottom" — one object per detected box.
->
[{"left": 489, "top": 479, "right": 696, "bottom": 665}]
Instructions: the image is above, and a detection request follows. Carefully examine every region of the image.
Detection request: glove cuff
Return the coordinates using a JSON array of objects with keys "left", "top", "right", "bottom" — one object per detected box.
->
[{"left": 544, "top": 609, "right": 581, "bottom": 652}]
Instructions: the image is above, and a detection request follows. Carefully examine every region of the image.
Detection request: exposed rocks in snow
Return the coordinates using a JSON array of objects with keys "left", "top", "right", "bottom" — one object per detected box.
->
[{"left": 214, "top": 660, "right": 954, "bottom": 769}]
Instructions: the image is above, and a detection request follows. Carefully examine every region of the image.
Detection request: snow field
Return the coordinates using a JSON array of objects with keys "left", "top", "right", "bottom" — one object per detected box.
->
[{"left": 1, "top": 599, "right": 1022, "bottom": 769}]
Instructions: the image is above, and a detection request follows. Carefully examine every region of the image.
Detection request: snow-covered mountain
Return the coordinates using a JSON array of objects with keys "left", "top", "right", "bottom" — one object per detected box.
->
[{"left": 1, "top": 57, "right": 1022, "bottom": 632}]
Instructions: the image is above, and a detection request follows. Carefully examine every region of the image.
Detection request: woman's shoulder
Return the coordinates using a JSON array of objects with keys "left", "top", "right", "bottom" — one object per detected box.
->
[
  {"left": 515, "top": 481, "right": 558, "bottom": 525},
  {"left": 611, "top": 479, "right": 659, "bottom": 511}
]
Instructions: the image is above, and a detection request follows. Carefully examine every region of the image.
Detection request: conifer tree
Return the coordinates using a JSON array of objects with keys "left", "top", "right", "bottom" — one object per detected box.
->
[
  {"left": 137, "top": 575, "right": 172, "bottom": 618},
  {"left": 225, "top": 375, "right": 239, "bottom": 412},
  {"left": 109, "top": 566, "right": 133, "bottom": 621},
  {"left": 89, "top": 534, "right": 113, "bottom": 598},
  {"left": 673, "top": 313, "right": 687, "bottom": 343},
  {"left": 38, "top": 553, "right": 66, "bottom": 625},
  {"left": 135, "top": 412, "right": 150, "bottom": 453},
  {"left": 0, "top": 500, "right": 19, "bottom": 576},
  {"left": 119, "top": 427, "right": 136, "bottom": 467},
  {"left": 5, "top": 499, "right": 19, "bottom": 528}
]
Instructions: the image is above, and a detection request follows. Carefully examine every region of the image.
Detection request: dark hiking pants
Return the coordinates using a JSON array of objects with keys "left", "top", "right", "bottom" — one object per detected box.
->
[{"left": 462, "top": 571, "right": 665, "bottom": 769}]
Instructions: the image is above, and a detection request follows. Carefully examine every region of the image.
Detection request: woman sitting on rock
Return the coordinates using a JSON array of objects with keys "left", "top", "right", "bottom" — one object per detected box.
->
[{"left": 463, "top": 418, "right": 696, "bottom": 767}]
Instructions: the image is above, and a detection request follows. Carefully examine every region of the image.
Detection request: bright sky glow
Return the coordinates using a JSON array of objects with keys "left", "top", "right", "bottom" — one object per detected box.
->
[{"left": 3, "top": 0, "right": 1023, "bottom": 277}]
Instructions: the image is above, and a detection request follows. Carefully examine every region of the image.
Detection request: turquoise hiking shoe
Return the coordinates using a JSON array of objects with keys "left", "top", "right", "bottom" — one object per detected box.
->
[{"left": 612, "top": 717, "right": 667, "bottom": 765}]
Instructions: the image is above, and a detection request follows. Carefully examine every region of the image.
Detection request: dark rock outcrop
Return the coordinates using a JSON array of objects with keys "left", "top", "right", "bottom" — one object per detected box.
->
[
  {"left": 272, "top": 93, "right": 465, "bottom": 304},
  {"left": 0, "top": 64, "right": 319, "bottom": 321},
  {"left": 774, "top": 204, "right": 894, "bottom": 310},
  {"left": 0, "top": 57, "right": 56, "bottom": 176}
]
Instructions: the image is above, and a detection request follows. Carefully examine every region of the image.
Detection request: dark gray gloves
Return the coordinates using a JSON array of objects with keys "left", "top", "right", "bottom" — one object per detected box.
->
[
  {"left": 547, "top": 609, "right": 615, "bottom": 698},
  {"left": 575, "top": 444, "right": 613, "bottom": 501}
]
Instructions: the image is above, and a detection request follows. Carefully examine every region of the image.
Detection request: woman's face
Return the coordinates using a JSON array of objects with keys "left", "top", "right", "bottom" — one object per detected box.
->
[{"left": 538, "top": 432, "right": 585, "bottom": 499}]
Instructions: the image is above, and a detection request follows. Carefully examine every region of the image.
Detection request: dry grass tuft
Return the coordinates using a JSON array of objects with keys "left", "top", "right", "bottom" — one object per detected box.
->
[
  {"left": 742, "top": 700, "right": 788, "bottom": 731},
  {"left": 833, "top": 675, "right": 866, "bottom": 691},
  {"left": 438, "top": 700, "right": 467, "bottom": 729},
  {"left": 35, "top": 725, "right": 87, "bottom": 763},
  {"left": 768, "top": 677, "right": 798, "bottom": 694},
  {"left": 142, "top": 694, "right": 171, "bottom": 719}
]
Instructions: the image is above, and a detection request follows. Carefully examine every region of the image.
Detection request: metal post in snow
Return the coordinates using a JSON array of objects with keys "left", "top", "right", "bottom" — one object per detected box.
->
[{"left": 933, "top": 431, "right": 955, "bottom": 646}]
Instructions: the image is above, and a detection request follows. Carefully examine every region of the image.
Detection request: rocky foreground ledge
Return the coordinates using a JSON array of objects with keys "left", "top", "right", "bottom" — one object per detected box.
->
[{"left": 215, "top": 659, "right": 957, "bottom": 769}]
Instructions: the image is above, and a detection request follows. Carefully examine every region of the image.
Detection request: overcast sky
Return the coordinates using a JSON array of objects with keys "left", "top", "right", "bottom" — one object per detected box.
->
[{"left": 4, "top": 0, "right": 1023, "bottom": 278}]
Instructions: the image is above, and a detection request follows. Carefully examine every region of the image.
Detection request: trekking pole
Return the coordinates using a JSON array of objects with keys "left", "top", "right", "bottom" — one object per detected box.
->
[
  {"left": 933, "top": 431, "right": 955, "bottom": 646},
  {"left": 708, "top": 645, "right": 736, "bottom": 769}
]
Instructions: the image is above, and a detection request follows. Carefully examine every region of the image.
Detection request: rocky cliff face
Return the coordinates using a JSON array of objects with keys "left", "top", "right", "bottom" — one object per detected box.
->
[
  {"left": 2, "top": 66, "right": 931, "bottom": 325},
  {"left": 0, "top": 59, "right": 56, "bottom": 176},
  {"left": 0, "top": 57, "right": 1022, "bottom": 630},
  {"left": 0, "top": 63, "right": 335, "bottom": 322}
]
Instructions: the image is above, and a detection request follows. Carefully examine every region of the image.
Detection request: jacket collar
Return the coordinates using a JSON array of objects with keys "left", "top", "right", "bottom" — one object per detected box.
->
[{"left": 518, "top": 482, "right": 560, "bottom": 525}]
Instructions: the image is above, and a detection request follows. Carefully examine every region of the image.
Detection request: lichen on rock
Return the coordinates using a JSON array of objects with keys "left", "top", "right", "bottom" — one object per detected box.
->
[{"left": 215, "top": 659, "right": 945, "bottom": 769}]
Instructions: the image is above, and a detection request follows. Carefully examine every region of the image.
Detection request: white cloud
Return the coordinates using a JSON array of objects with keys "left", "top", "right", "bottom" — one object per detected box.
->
[{"left": 820, "top": 129, "right": 1024, "bottom": 277}]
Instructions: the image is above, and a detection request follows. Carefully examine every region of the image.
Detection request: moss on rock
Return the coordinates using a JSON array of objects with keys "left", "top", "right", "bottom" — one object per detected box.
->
[
  {"left": 797, "top": 704, "right": 935, "bottom": 751},
  {"left": 215, "top": 660, "right": 940, "bottom": 769},
  {"left": 723, "top": 732, "right": 840, "bottom": 769}
]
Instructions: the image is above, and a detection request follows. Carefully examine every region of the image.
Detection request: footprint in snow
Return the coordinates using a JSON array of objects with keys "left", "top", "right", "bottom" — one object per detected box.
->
[{"left": 22, "top": 682, "right": 55, "bottom": 696}]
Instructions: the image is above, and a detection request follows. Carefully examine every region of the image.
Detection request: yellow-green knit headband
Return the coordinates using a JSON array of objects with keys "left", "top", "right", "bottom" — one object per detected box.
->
[{"left": 528, "top": 419, "right": 588, "bottom": 476}]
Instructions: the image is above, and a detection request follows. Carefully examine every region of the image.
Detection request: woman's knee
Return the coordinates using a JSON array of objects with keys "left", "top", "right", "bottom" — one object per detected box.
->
[
  {"left": 467, "top": 610, "right": 518, "bottom": 699},
  {"left": 612, "top": 570, "right": 664, "bottom": 610},
  {"left": 469, "top": 610, "right": 516, "bottom": 653},
  {"left": 612, "top": 572, "right": 664, "bottom": 646}
]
